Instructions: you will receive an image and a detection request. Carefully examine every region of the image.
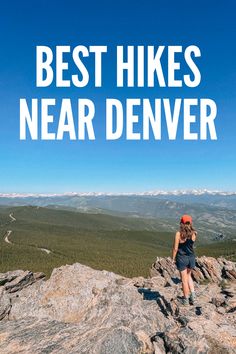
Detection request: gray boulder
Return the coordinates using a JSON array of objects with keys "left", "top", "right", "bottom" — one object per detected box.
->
[{"left": 0, "top": 258, "right": 235, "bottom": 353}]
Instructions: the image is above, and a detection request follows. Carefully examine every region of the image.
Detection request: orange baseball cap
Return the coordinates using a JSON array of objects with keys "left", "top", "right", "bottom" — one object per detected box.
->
[{"left": 180, "top": 214, "right": 192, "bottom": 224}]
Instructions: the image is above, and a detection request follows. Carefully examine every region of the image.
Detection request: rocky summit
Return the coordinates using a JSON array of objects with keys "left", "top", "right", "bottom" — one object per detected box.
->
[{"left": 0, "top": 257, "right": 235, "bottom": 354}]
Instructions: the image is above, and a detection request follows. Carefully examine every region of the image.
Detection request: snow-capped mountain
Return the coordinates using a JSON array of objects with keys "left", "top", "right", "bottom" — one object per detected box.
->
[
  {"left": 0, "top": 189, "right": 235, "bottom": 198},
  {"left": 0, "top": 190, "right": 236, "bottom": 241}
]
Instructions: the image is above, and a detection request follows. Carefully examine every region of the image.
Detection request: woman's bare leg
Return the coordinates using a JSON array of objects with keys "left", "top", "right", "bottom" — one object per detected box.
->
[
  {"left": 187, "top": 268, "right": 194, "bottom": 293},
  {"left": 180, "top": 269, "right": 190, "bottom": 298}
]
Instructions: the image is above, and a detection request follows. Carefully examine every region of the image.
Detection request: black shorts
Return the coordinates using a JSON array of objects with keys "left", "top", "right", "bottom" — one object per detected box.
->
[{"left": 176, "top": 254, "right": 196, "bottom": 272}]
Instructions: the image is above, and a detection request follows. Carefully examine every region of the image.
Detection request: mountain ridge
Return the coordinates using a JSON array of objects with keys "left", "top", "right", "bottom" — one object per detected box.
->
[
  {"left": 1, "top": 193, "right": 236, "bottom": 242},
  {"left": 1, "top": 189, "right": 236, "bottom": 198}
]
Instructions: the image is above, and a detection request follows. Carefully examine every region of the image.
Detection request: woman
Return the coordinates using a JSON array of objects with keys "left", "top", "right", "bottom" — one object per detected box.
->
[{"left": 172, "top": 214, "right": 197, "bottom": 305}]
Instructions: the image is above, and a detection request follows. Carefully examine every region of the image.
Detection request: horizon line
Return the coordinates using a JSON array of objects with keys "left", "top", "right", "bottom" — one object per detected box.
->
[{"left": 0, "top": 189, "right": 236, "bottom": 198}]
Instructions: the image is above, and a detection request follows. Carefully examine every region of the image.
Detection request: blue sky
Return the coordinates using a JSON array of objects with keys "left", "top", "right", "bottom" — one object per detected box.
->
[{"left": 0, "top": 0, "right": 235, "bottom": 193}]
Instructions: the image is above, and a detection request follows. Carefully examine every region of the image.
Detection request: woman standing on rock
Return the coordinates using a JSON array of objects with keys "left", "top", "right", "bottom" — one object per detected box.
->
[{"left": 172, "top": 215, "right": 197, "bottom": 305}]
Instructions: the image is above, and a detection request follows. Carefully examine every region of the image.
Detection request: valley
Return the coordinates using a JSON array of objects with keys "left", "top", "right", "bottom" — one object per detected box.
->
[{"left": 0, "top": 203, "right": 235, "bottom": 278}]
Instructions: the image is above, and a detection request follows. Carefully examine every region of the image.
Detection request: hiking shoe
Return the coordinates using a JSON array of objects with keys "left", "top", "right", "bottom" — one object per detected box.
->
[
  {"left": 177, "top": 297, "right": 189, "bottom": 306},
  {"left": 189, "top": 292, "right": 196, "bottom": 305},
  {"left": 189, "top": 297, "right": 195, "bottom": 305}
]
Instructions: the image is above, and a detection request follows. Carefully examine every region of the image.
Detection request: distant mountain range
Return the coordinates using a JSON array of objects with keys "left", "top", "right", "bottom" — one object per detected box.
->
[
  {"left": 0, "top": 190, "right": 236, "bottom": 241},
  {"left": 1, "top": 189, "right": 236, "bottom": 198},
  {"left": 1, "top": 190, "right": 236, "bottom": 210}
]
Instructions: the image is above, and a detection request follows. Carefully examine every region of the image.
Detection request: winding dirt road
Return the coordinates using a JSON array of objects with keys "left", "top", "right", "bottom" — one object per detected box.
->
[
  {"left": 9, "top": 213, "right": 16, "bottom": 222},
  {"left": 3, "top": 213, "right": 52, "bottom": 255},
  {"left": 40, "top": 248, "right": 51, "bottom": 254},
  {"left": 4, "top": 230, "right": 12, "bottom": 244}
]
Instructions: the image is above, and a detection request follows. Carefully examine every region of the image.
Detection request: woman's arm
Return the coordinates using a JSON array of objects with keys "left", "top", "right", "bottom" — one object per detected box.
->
[
  {"left": 172, "top": 232, "right": 180, "bottom": 261},
  {"left": 192, "top": 231, "right": 197, "bottom": 242}
]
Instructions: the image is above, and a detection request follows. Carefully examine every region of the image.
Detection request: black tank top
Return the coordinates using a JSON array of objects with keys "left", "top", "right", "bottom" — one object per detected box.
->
[{"left": 177, "top": 238, "right": 194, "bottom": 256}]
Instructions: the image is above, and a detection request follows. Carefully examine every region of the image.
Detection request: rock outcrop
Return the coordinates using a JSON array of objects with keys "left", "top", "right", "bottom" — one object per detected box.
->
[
  {"left": 0, "top": 257, "right": 235, "bottom": 353},
  {"left": 151, "top": 256, "right": 236, "bottom": 285}
]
